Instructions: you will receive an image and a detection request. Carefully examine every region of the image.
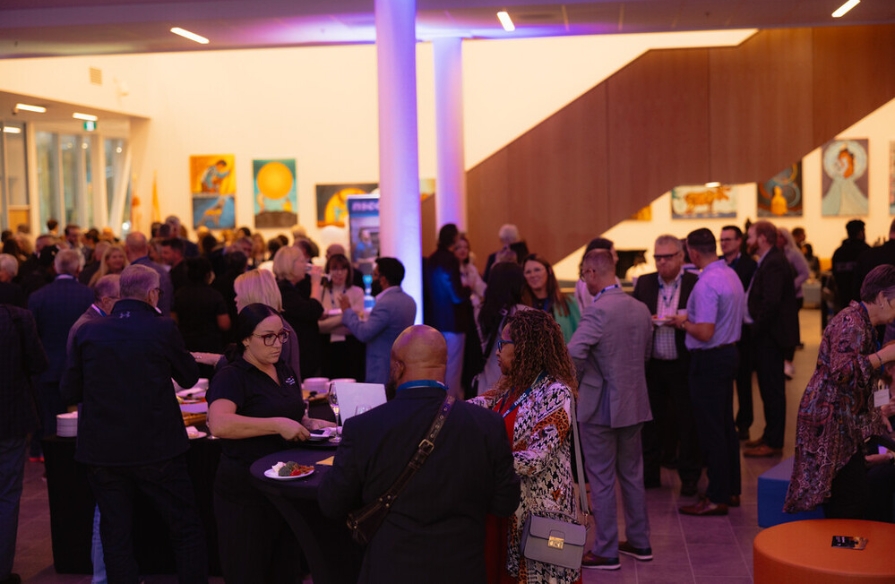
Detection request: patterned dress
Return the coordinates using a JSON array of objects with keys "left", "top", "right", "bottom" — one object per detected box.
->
[
  {"left": 471, "top": 374, "right": 581, "bottom": 584},
  {"left": 784, "top": 301, "right": 887, "bottom": 512}
]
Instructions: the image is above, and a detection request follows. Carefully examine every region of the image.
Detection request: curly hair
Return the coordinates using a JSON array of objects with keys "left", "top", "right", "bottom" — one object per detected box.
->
[{"left": 488, "top": 309, "right": 577, "bottom": 400}]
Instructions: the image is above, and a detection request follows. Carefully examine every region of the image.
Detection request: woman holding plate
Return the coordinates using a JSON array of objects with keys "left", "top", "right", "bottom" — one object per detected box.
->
[
  {"left": 470, "top": 309, "right": 581, "bottom": 584},
  {"left": 207, "top": 303, "right": 333, "bottom": 583}
]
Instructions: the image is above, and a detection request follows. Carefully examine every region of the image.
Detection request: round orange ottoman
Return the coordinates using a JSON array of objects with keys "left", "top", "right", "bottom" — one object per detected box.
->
[{"left": 754, "top": 519, "right": 895, "bottom": 583}]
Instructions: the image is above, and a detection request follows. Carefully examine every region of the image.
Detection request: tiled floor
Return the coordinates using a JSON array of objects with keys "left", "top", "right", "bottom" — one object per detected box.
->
[{"left": 13, "top": 309, "right": 824, "bottom": 583}]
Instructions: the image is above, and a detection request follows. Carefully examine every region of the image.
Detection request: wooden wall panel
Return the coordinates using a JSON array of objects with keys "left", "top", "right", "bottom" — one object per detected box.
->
[
  {"left": 812, "top": 24, "right": 895, "bottom": 145},
  {"left": 708, "top": 28, "right": 815, "bottom": 183},
  {"left": 606, "top": 49, "right": 711, "bottom": 219},
  {"left": 464, "top": 25, "right": 895, "bottom": 267}
]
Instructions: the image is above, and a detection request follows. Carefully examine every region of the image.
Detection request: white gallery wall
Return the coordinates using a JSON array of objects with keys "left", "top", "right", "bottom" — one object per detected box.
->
[{"left": 0, "top": 29, "right": 753, "bottom": 248}]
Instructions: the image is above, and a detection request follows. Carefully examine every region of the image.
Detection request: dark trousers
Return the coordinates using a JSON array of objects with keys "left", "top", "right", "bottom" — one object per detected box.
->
[
  {"left": 734, "top": 325, "right": 753, "bottom": 434},
  {"left": 643, "top": 358, "right": 701, "bottom": 485},
  {"left": 213, "top": 459, "right": 300, "bottom": 584},
  {"left": 87, "top": 454, "right": 208, "bottom": 584},
  {"left": 0, "top": 438, "right": 25, "bottom": 580},
  {"left": 823, "top": 451, "right": 868, "bottom": 519},
  {"left": 689, "top": 345, "right": 741, "bottom": 504},
  {"left": 753, "top": 333, "right": 787, "bottom": 449}
]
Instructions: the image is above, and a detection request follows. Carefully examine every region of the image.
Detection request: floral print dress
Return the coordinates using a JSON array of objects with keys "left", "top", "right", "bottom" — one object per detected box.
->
[
  {"left": 471, "top": 374, "right": 581, "bottom": 584},
  {"left": 784, "top": 301, "right": 887, "bottom": 512}
]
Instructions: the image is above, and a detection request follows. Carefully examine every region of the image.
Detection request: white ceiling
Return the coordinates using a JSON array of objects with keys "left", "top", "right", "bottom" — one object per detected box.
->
[{"left": 0, "top": 0, "right": 893, "bottom": 58}]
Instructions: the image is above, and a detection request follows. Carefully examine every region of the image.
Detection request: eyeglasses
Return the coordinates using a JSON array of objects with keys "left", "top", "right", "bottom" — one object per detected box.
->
[
  {"left": 719, "top": 238, "right": 736, "bottom": 243},
  {"left": 253, "top": 330, "right": 290, "bottom": 346},
  {"left": 151, "top": 287, "right": 163, "bottom": 297},
  {"left": 497, "top": 338, "right": 515, "bottom": 352},
  {"left": 580, "top": 268, "right": 596, "bottom": 280},
  {"left": 653, "top": 252, "right": 681, "bottom": 262}
]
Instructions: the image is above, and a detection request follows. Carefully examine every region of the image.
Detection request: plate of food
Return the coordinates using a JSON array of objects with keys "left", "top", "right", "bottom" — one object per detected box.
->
[
  {"left": 651, "top": 316, "right": 670, "bottom": 326},
  {"left": 307, "top": 428, "right": 334, "bottom": 442},
  {"left": 265, "top": 461, "right": 315, "bottom": 480}
]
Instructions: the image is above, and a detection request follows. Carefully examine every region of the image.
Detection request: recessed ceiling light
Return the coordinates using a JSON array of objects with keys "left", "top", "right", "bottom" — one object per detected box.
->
[
  {"left": 15, "top": 103, "right": 46, "bottom": 113},
  {"left": 832, "top": 0, "right": 860, "bottom": 17},
  {"left": 171, "top": 27, "right": 209, "bottom": 44},
  {"left": 3, "top": 127, "right": 22, "bottom": 134},
  {"left": 72, "top": 112, "right": 98, "bottom": 121},
  {"left": 497, "top": 11, "right": 515, "bottom": 32},
  {"left": 705, "top": 182, "right": 721, "bottom": 188}
]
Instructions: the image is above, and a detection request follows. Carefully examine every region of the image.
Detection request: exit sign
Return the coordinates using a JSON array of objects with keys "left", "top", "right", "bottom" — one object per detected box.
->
[{"left": 83, "top": 121, "right": 97, "bottom": 131}]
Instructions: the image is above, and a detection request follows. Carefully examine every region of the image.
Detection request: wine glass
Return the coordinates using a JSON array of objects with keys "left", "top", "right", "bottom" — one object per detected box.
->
[{"left": 328, "top": 388, "right": 341, "bottom": 438}]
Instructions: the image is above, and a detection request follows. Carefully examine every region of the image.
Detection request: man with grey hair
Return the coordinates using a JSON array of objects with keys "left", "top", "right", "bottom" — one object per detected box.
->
[
  {"left": 0, "top": 253, "right": 25, "bottom": 307},
  {"left": 632, "top": 235, "right": 701, "bottom": 495},
  {"left": 484, "top": 223, "right": 528, "bottom": 282},
  {"left": 62, "top": 264, "right": 206, "bottom": 583},
  {"left": 570, "top": 249, "right": 653, "bottom": 570},
  {"left": 125, "top": 232, "right": 173, "bottom": 315},
  {"left": 66, "top": 274, "right": 120, "bottom": 355},
  {"left": 28, "top": 249, "right": 94, "bottom": 449}
]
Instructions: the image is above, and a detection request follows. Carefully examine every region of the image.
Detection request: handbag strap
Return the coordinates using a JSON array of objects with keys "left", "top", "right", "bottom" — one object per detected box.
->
[
  {"left": 570, "top": 398, "right": 590, "bottom": 518},
  {"left": 376, "top": 394, "right": 456, "bottom": 509}
]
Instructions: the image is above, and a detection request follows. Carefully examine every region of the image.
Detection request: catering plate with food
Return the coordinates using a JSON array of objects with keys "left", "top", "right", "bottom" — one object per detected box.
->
[
  {"left": 651, "top": 316, "right": 670, "bottom": 326},
  {"left": 265, "top": 461, "right": 315, "bottom": 480}
]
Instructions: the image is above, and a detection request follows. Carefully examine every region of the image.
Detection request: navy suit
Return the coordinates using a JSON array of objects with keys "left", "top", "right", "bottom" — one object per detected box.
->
[
  {"left": 632, "top": 271, "right": 701, "bottom": 487},
  {"left": 318, "top": 385, "right": 520, "bottom": 584},
  {"left": 724, "top": 253, "right": 758, "bottom": 436},
  {"left": 131, "top": 256, "right": 173, "bottom": 316},
  {"left": 28, "top": 276, "right": 94, "bottom": 436}
]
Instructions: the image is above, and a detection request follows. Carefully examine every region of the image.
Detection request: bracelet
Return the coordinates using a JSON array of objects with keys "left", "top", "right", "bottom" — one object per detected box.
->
[{"left": 876, "top": 352, "right": 884, "bottom": 367}]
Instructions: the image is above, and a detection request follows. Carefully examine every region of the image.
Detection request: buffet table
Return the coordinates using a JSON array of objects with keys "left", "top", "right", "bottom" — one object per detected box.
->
[
  {"left": 42, "top": 433, "right": 222, "bottom": 575},
  {"left": 250, "top": 447, "right": 364, "bottom": 584}
]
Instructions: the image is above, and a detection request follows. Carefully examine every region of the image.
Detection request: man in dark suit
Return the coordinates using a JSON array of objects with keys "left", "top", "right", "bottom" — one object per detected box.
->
[
  {"left": 61, "top": 264, "right": 207, "bottom": 584},
  {"left": 341, "top": 257, "right": 417, "bottom": 384},
  {"left": 633, "top": 235, "right": 701, "bottom": 496},
  {"left": 0, "top": 304, "right": 47, "bottom": 584},
  {"left": 743, "top": 221, "right": 799, "bottom": 457},
  {"left": 0, "top": 253, "right": 26, "bottom": 307},
  {"left": 854, "top": 218, "right": 895, "bottom": 304},
  {"left": 125, "top": 232, "right": 173, "bottom": 316},
  {"left": 719, "top": 225, "right": 758, "bottom": 440},
  {"left": 831, "top": 219, "right": 870, "bottom": 311},
  {"left": 318, "top": 325, "right": 520, "bottom": 584},
  {"left": 27, "top": 249, "right": 94, "bottom": 444}
]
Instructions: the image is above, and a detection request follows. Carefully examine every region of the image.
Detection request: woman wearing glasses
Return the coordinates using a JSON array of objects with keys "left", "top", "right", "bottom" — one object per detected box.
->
[
  {"left": 471, "top": 309, "right": 581, "bottom": 584},
  {"left": 207, "top": 303, "right": 333, "bottom": 583}
]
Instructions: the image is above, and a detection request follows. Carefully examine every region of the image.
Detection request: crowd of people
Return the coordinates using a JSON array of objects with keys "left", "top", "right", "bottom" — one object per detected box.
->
[{"left": 2, "top": 213, "right": 895, "bottom": 584}]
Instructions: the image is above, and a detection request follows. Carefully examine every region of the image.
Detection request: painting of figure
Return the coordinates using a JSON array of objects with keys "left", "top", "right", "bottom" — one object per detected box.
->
[
  {"left": 191, "top": 154, "right": 236, "bottom": 230},
  {"left": 821, "top": 139, "right": 868, "bottom": 217},
  {"left": 758, "top": 163, "right": 802, "bottom": 217}
]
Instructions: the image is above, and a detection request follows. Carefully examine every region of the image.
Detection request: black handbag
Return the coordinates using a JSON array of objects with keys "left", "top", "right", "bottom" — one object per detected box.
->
[
  {"left": 346, "top": 395, "right": 455, "bottom": 545},
  {"left": 520, "top": 398, "right": 590, "bottom": 570}
]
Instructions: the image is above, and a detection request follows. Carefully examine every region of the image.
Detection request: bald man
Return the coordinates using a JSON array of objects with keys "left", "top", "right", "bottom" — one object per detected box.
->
[{"left": 319, "top": 325, "right": 520, "bottom": 584}]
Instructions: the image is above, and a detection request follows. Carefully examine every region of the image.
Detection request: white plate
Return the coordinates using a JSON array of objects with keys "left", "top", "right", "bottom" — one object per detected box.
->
[
  {"left": 187, "top": 431, "right": 207, "bottom": 440},
  {"left": 652, "top": 317, "right": 670, "bottom": 326},
  {"left": 307, "top": 433, "right": 330, "bottom": 442},
  {"left": 177, "top": 389, "right": 207, "bottom": 400},
  {"left": 264, "top": 467, "right": 314, "bottom": 480}
]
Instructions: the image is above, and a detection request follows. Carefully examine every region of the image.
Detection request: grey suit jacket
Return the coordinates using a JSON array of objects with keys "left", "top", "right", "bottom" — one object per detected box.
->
[
  {"left": 342, "top": 286, "right": 417, "bottom": 384},
  {"left": 568, "top": 288, "right": 653, "bottom": 428}
]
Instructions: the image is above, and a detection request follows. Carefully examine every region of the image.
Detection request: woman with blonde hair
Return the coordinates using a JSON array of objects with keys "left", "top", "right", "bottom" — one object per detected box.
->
[
  {"left": 471, "top": 309, "right": 581, "bottom": 584},
  {"left": 273, "top": 246, "right": 324, "bottom": 379},
  {"left": 88, "top": 243, "right": 129, "bottom": 287}
]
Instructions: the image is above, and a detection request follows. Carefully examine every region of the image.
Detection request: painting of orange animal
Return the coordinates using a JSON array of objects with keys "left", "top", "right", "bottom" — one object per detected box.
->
[{"left": 671, "top": 184, "right": 737, "bottom": 219}]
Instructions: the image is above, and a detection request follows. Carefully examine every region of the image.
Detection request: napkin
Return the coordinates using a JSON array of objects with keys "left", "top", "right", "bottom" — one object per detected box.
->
[{"left": 317, "top": 456, "right": 335, "bottom": 466}]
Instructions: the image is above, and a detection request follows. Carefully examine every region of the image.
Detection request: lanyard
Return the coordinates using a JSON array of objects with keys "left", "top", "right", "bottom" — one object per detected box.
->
[
  {"left": 328, "top": 287, "right": 347, "bottom": 309},
  {"left": 592, "top": 284, "right": 620, "bottom": 304},
  {"left": 498, "top": 371, "right": 546, "bottom": 418},
  {"left": 396, "top": 379, "right": 449, "bottom": 393},
  {"left": 659, "top": 278, "right": 680, "bottom": 311}
]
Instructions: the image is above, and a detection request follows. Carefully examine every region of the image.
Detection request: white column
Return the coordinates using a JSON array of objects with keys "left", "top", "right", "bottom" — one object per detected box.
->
[
  {"left": 433, "top": 37, "right": 467, "bottom": 231},
  {"left": 375, "top": 0, "right": 423, "bottom": 323}
]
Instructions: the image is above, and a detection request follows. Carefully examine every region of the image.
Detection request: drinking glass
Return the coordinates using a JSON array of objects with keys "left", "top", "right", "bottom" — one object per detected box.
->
[{"left": 328, "top": 389, "right": 341, "bottom": 437}]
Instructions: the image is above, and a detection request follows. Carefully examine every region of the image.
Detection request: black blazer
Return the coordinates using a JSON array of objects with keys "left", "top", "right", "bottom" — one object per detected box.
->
[
  {"left": 747, "top": 247, "right": 799, "bottom": 348},
  {"left": 0, "top": 305, "right": 48, "bottom": 439},
  {"left": 61, "top": 299, "right": 199, "bottom": 466},
  {"left": 27, "top": 277, "right": 95, "bottom": 384},
  {"left": 318, "top": 386, "right": 520, "bottom": 584},
  {"left": 633, "top": 270, "right": 698, "bottom": 359},
  {"left": 725, "top": 252, "right": 758, "bottom": 293}
]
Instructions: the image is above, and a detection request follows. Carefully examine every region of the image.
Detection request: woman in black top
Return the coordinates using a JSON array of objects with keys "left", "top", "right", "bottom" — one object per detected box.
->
[
  {"left": 273, "top": 246, "right": 324, "bottom": 380},
  {"left": 207, "top": 303, "right": 332, "bottom": 583},
  {"left": 172, "top": 258, "right": 230, "bottom": 378}
]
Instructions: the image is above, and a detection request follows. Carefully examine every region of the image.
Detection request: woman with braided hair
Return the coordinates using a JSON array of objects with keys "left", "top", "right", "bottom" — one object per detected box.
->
[{"left": 471, "top": 309, "right": 581, "bottom": 584}]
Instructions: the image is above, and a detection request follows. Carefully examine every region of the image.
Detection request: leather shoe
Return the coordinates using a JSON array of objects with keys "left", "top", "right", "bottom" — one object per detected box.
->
[
  {"left": 744, "top": 444, "right": 783, "bottom": 457},
  {"left": 679, "top": 499, "right": 728, "bottom": 516},
  {"left": 582, "top": 552, "right": 620, "bottom": 570},
  {"left": 728, "top": 495, "right": 741, "bottom": 507},
  {"left": 743, "top": 437, "right": 764, "bottom": 448}
]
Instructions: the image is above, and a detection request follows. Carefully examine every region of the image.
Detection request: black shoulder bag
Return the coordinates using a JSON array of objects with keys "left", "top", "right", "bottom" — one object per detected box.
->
[{"left": 346, "top": 394, "right": 455, "bottom": 545}]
